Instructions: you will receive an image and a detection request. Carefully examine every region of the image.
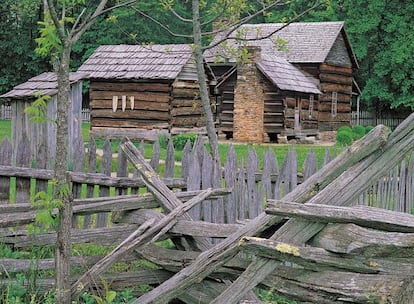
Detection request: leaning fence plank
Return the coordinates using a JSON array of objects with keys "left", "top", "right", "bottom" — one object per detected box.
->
[
  {"left": 97, "top": 139, "right": 111, "bottom": 227},
  {"left": 72, "top": 136, "right": 85, "bottom": 228},
  {"left": 181, "top": 140, "right": 192, "bottom": 180},
  {"left": 201, "top": 147, "right": 212, "bottom": 223},
  {"left": 406, "top": 153, "right": 414, "bottom": 213},
  {"left": 247, "top": 149, "right": 259, "bottom": 219},
  {"left": 34, "top": 142, "right": 49, "bottom": 194},
  {"left": 236, "top": 160, "right": 247, "bottom": 220},
  {"left": 83, "top": 136, "right": 97, "bottom": 228},
  {"left": 150, "top": 139, "right": 160, "bottom": 173},
  {"left": 224, "top": 145, "right": 237, "bottom": 224},
  {"left": 15, "top": 134, "right": 31, "bottom": 204},
  {"left": 188, "top": 153, "right": 201, "bottom": 220},
  {"left": 398, "top": 160, "right": 406, "bottom": 212},
  {"left": 303, "top": 149, "right": 318, "bottom": 181},
  {"left": 164, "top": 136, "right": 175, "bottom": 178},
  {"left": 0, "top": 138, "right": 12, "bottom": 202}
]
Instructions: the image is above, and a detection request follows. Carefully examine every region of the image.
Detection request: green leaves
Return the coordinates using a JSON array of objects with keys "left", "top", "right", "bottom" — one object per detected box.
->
[
  {"left": 24, "top": 92, "right": 53, "bottom": 124},
  {"left": 35, "top": 15, "right": 63, "bottom": 57}
]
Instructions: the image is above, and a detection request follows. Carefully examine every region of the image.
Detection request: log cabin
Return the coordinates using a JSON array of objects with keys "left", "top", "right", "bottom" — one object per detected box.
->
[
  {"left": 77, "top": 44, "right": 205, "bottom": 140},
  {"left": 0, "top": 72, "right": 84, "bottom": 168},
  {"left": 205, "top": 21, "right": 359, "bottom": 142}
]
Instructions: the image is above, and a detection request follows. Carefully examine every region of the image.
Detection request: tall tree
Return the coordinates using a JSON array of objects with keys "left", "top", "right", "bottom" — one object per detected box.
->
[{"left": 37, "top": 1, "right": 138, "bottom": 302}]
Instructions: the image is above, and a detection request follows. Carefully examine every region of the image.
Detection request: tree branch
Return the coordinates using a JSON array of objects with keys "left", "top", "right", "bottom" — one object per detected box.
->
[
  {"left": 46, "top": 0, "right": 66, "bottom": 42},
  {"left": 129, "top": 6, "right": 193, "bottom": 39},
  {"left": 202, "top": 0, "right": 324, "bottom": 51}
]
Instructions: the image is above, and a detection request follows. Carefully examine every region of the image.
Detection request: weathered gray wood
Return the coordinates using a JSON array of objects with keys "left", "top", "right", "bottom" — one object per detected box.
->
[
  {"left": 72, "top": 136, "right": 85, "bottom": 228},
  {"left": 303, "top": 149, "right": 318, "bottom": 180},
  {"left": 264, "top": 266, "right": 414, "bottom": 304},
  {"left": 71, "top": 188, "right": 219, "bottom": 298},
  {"left": 212, "top": 120, "right": 413, "bottom": 303},
  {"left": 121, "top": 138, "right": 212, "bottom": 251},
  {"left": 3, "top": 225, "right": 140, "bottom": 248},
  {"left": 188, "top": 153, "right": 201, "bottom": 220},
  {"left": 149, "top": 138, "right": 160, "bottom": 172},
  {"left": 115, "top": 143, "right": 128, "bottom": 195},
  {"left": 0, "top": 253, "right": 137, "bottom": 273},
  {"left": 247, "top": 149, "right": 259, "bottom": 219},
  {"left": 266, "top": 201, "right": 414, "bottom": 232},
  {"left": 236, "top": 160, "right": 247, "bottom": 220},
  {"left": 34, "top": 141, "right": 49, "bottom": 194},
  {"left": 1, "top": 189, "right": 223, "bottom": 228},
  {"left": 164, "top": 136, "right": 175, "bottom": 178},
  {"left": 0, "top": 138, "right": 12, "bottom": 202},
  {"left": 224, "top": 145, "right": 237, "bottom": 223},
  {"left": 2, "top": 269, "right": 173, "bottom": 293},
  {"left": 240, "top": 236, "right": 389, "bottom": 274},
  {"left": 97, "top": 138, "right": 112, "bottom": 227},
  {"left": 15, "top": 133, "right": 31, "bottom": 203},
  {"left": 201, "top": 147, "right": 212, "bottom": 224},
  {"left": 181, "top": 140, "right": 192, "bottom": 179},
  {"left": 311, "top": 223, "right": 414, "bottom": 257},
  {"left": 84, "top": 136, "right": 97, "bottom": 228},
  {"left": 133, "top": 125, "right": 391, "bottom": 304},
  {"left": 116, "top": 207, "right": 240, "bottom": 237}
]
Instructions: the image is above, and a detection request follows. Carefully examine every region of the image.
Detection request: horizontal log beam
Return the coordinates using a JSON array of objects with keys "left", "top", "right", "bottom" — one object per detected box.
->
[
  {"left": 266, "top": 201, "right": 414, "bottom": 232},
  {"left": 311, "top": 223, "right": 414, "bottom": 257},
  {"left": 240, "top": 237, "right": 379, "bottom": 274}
]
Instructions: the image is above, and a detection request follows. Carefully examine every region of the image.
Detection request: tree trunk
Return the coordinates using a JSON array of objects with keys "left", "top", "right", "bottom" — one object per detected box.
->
[
  {"left": 54, "top": 42, "right": 73, "bottom": 304},
  {"left": 192, "top": 0, "right": 221, "bottom": 174}
]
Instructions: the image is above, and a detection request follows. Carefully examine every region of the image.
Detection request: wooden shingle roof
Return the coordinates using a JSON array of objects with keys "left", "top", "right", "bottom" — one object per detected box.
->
[
  {"left": 0, "top": 72, "right": 85, "bottom": 99},
  {"left": 205, "top": 21, "right": 358, "bottom": 67},
  {"left": 78, "top": 44, "right": 193, "bottom": 80},
  {"left": 257, "top": 54, "right": 321, "bottom": 94}
]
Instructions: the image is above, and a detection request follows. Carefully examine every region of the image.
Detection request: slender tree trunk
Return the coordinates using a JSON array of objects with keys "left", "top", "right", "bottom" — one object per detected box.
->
[
  {"left": 192, "top": 0, "right": 221, "bottom": 172},
  {"left": 54, "top": 42, "right": 73, "bottom": 304}
]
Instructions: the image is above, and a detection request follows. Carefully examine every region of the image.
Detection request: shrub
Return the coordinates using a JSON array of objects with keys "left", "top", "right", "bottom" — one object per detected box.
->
[
  {"left": 158, "top": 134, "right": 168, "bottom": 150},
  {"left": 336, "top": 130, "right": 353, "bottom": 146},
  {"left": 337, "top": 126, "right": 352, "bottom": 134},
  {"left": 352, "top": 125, "right": 366, "bottom": 140},
  {"left": 172, "top": 133, "right": 198, "bottom": 150}
]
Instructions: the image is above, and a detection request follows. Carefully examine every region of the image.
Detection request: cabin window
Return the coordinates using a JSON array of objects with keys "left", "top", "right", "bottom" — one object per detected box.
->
[
  {"left": 309, "top": 94, "right": 314, "bottom": 118},
  {"left": 331, "top": 91, "right": 338, "bottom": 117}
]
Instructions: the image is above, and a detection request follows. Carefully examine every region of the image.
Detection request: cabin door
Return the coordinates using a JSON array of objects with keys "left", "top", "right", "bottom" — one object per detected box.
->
[{"left": 294, "top": 97, "right": 301, "bottom": 132}]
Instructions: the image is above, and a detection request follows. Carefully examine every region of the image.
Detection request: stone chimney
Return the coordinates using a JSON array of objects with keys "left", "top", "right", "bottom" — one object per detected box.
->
[{"left": 233, "top": 46, "right": 264, "bottom": 143}]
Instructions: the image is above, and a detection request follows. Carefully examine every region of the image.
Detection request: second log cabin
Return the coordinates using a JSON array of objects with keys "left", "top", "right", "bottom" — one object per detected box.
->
[{"left": 78, "top": 44, "right": 205, "bottom": 139}]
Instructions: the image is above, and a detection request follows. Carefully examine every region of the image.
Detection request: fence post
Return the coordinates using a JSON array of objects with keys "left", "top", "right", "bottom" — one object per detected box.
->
[{"left": 0, "top": 138, "right": 12, "bottom": 202}]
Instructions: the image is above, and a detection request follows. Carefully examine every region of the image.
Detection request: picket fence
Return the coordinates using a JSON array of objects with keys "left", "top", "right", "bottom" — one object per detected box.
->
[{"left": 0, "top": 134, "right": 412, "bottom": 230}]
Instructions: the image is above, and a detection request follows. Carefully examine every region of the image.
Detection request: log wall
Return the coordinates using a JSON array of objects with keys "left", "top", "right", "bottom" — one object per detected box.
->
[
  {"left": 318, "top": 63, "right": 353, "bottom": 130},
  {"left": 171, "top": 80, "right": 205, "bottom": 129},
  {"left": 89, "top": 81, "right": 172, "bottom": 133}
]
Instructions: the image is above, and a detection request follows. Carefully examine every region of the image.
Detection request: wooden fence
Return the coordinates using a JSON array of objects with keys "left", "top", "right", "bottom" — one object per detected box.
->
[
  {"left": 0, "top": 133, "right": 412, "bottom": 225},
  {"left": 0, "top": 105, "right": 90, "bottom": 122},
  {"left": 0, "top": 121, "right": 413, "bottom": 302},
  {"left": 351, "top": 109, "right": 410, "bottom": 129}
]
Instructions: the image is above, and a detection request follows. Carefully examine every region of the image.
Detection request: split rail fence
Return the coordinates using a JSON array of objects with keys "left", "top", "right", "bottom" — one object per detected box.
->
[{"left": 0, "top": 116, "right": 413, "bottom": 302}]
